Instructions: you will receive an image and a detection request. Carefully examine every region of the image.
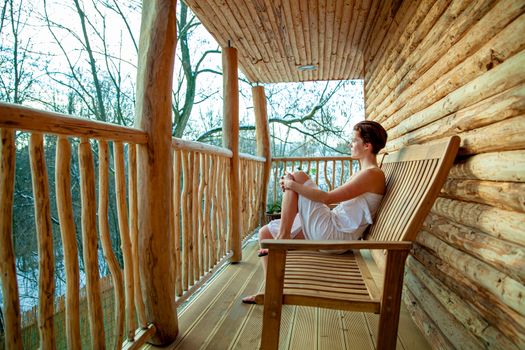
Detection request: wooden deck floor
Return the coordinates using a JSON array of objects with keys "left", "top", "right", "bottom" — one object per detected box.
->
[{"left": 145, "top": 238, "right": 430, "bottom": 350}]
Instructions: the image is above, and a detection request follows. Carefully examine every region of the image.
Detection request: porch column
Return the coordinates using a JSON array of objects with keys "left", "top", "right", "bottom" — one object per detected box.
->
[
  {"left": 135, "top": 0, "right": 178, "bottom": 344},
  {"left": 222, "top": 46, "right": 242, "bottom": 263},
  {"left": 252, "top": 86, "right": 272, "bottom": 225}
]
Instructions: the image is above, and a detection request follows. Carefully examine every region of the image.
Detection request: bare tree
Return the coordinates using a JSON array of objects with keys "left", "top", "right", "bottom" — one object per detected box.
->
[
  {"left": 0, "top": 0, "right": 37, "bottom": 104},
  {"left": 172, "top": 1, "right": 221, "bottom": 137}
]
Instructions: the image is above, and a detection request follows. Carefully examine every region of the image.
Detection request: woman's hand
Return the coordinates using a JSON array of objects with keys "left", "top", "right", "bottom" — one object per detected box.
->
[{"left": 280, "top": 173, "right": 295, "bottom": 192}]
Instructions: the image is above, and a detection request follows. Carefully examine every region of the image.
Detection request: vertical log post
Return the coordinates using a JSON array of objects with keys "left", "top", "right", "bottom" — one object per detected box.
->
[
  {"left": 252, "top": 86, "right": 271, "bottom": 225},
  {"left": 0, "top": 129, "right": 22, "bottom": 349},
  {"left": 222, "top": 46, "right": 241, "bottom": 262},
  {"left": 135, "top": 0, "right": 178, "bottom": 344}
]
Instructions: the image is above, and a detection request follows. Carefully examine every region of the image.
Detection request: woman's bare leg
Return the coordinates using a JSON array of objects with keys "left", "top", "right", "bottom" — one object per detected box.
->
[
  {"left": 278, "top": 171, "right": 310, "bottom": 238},
  {"left": 242, "top": 171, "right": 310, "bottom": 304}
]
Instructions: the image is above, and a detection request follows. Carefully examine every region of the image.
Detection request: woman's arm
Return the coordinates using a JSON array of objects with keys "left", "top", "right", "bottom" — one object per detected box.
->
[{"left": 284, "top": 168, "right": 385, "bottom": 205}]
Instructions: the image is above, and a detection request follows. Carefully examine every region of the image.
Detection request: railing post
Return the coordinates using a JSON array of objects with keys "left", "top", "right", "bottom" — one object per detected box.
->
[
  {"left": 222, "top": 46, "right": 242, "bottom": 263},
  {"left": 252, "top": 86, "right": 271, "bottom": 225},
  {"left": 135, "top": 0, "right": 178, "bottom": 344}
]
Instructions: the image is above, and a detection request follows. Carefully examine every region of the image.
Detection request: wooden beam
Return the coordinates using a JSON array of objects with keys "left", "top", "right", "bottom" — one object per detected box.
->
[
  {"left": 135, "top": 0, "right": 178, "bottom": 344},
  {"left": 0, "top": 102, "right": 147, "bottom": 143},
  {"left": 222, "top": 46, "right": 242, "bottom": 262},
  {"left": 253, "top": 86, "right": 271, "bottom": 224}
]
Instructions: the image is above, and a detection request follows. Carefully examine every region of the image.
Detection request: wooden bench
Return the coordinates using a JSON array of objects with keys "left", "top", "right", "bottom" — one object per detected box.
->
[{"left": 257, "top": 136, "right": 460, "bottom": 350}]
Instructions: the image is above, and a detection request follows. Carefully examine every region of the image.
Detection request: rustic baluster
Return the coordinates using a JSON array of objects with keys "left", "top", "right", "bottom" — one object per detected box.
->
[
  {"left": 332, "top": 160, "right": 336, "bottom": 189},
  {"left": 191, "top": 151, "right": 200, "bottom": 281},
  {"left": 114, "top": 141, "right": 137, "bottom": 340},
  {"left": 204, "top": 153, "right": 212, "bottom": 271},
  {"left": 0, "top": 129, "right": 22, "bottom": 349},
  {"left": 98, "top": 140, "right": 125, "bottom": 349},
  {"left": 56, "top": 136, "right": 81, "bottom": 349},
  {"left": 29, "top": 133, "right": 55, "bottom": 349},
  {"left": 323, "top": 160, "right": 331, "bottom": 190},
  {"left": 173, "top": 149, "right": 183, "bottom": 296},
  {"left": 78, "top": 137, "right": 105, "bottom": 348},
  {"left": 315, "top": 160, "right": 320, "bottom": 184},
  {"left": 128, "top": 143, "right": 147, "bottom": 327},
  {"left": 197, "top": 152, "right": 205, "bottom": 277},
  {"left": 211, "top": 155, "right": 220, "bottom": 264},
  {"left": 307, "top": 160, "right": 311, "bottom": 174},
  {"left": 181, "top": 150, "right": 190, "bottom": 290},
  {"left": 272, "top": 160, "right": 278, "bottom": 205},
  {"left": 340, "top": 160, "right": 345, "bottom": 185}
]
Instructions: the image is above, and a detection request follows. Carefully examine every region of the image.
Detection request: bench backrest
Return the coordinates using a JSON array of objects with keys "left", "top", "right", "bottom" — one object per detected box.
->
[{"left": 366, "top": 136, "right": 460, "bottom": 248}]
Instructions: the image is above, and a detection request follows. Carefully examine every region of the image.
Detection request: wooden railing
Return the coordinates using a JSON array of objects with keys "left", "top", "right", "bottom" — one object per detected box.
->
[
  {"left": 0, "top": 103, "right": 153, "bottom": 349},
  {"left": 0, "top": 103, "right": 267, "bottom": 348},
  {"left": 269, "top": 156, "right": 360, "bottom": 209},
  {"left": 240, "top": 154, "right": 266, "bottom": 240},
  {"left": 170, "top": 139, "right": 266, "bottom": 302}
]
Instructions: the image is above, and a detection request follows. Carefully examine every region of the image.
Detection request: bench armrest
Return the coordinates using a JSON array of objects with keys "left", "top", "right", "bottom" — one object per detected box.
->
[{"left": 260, "top": 239, "right": 412, "bottom": 251}]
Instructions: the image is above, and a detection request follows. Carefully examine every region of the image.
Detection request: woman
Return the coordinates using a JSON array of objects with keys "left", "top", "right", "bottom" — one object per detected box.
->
[{"left": 242, "top": 120, "right": 388, "bottom": 304}]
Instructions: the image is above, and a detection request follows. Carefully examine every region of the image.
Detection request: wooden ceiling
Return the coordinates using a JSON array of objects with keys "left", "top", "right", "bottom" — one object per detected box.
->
[{"left": 184, "top": 0, "right": 402, "bottom": 83}]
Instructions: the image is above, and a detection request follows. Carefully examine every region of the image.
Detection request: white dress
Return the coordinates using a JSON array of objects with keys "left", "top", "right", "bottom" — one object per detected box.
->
[{"left": 267, "top": 179, "right": 383, "bottom": 241}]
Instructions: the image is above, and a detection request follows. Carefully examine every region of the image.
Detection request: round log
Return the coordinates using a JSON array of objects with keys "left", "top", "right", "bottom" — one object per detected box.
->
[
  {"left": 412, "top": 244, "right": 525, "bottom": 347},
  {"left": 78, "top": 138, "right": 105, "bottom": 348},
  {"left": 441, "top": 178, "right": 525, "bottom": 213},
  {"left": 128, "top": 143, "right": 147, "bottom": 327},
  {"left": 384, "top": 84, "right": 525, "bottom": 153},
  {"left": 401, "top": 286, "right": 454, "bottom": 350},
  {"left": 173, "top": 149, "right": 183, "bottom": 296},
  {"left": 253, "top": 85, "right": 272, "bottom": 225},
  {"left": 197, "top": 153, "right": 206, "bottom": 276},
  {"left": 448, "top": 150, "right": 525, "bottom": 182},
  {"left": 113, "top": 141, "right": 137, "bottom": 340},
  {"left": 134, "top": 0, "right": 178, "bottom": 343},
  {"left": 404, "top": 264, "right": 486, "bottom": 348},
  {"left": 97, "top": 140, "right": 125, "bottom": 348},
  {"left": 432, "top": 197, "right": 525, "bottom": 247},
  {"left": 416, "top": 230, "right": 524, "bottom": 315},
  {"left": 370, "top": 1, "right": 524, "bottom": 123},
  {"left": 191, "top": 151, "right": 200, "bottom": 281},
  {"left": 29, "top": 133, "right": 55, "bottom": 349},
  {"left": 56, "top": 136, "right": 81, "bottom": 349},
  {"left": 181, "top": 150, "right": 190, "bottom": 291},
  {"left": 222, "top": 46, "right": 241, "bottom": 262},
  {"left": 424, "top": 211, "right": 525, "bottom": 284},
  {"left": 406, "top": 257, "right": 517, "bottom": 349},
  {"left": 0, "top": 129, "right": 22, "bottom": 349},
  {"left": 0, "top": 102, "right": 147, "bottom": 143}
]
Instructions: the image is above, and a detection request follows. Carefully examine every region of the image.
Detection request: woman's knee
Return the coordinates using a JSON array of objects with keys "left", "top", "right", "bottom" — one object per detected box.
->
[
  {"left": 258, "top": 226, "right": 273, "bottom": 241},
  {"left": 292, "top": 171, "right": 310, "bottom": 184}
]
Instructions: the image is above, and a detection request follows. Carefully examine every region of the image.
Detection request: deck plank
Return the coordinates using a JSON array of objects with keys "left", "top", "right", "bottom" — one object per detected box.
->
[
  {"left": 318, "top": 308, "right": 346, "bottom": 350},
  {"left": 144, "top": 240, "right": 430, "bottom": 350}
]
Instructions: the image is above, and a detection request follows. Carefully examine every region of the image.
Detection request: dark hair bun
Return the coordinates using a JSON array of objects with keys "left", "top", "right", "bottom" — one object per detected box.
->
[{"left": 353, "top": 121, "right": 388, "bottom": 154}]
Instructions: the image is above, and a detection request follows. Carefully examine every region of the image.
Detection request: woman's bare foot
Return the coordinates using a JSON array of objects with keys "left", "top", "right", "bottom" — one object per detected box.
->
[
  {"left": 257, "top": 248, "right": 268, "bottom": 257},
  {"left": 241, "top": 295, "right": 256, "bottom": 304}
]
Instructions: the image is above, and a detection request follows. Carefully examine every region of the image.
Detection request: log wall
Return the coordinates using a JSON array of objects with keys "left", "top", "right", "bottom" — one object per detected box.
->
[{"left": 364, "top": 1, "right": 525, "bottom": 348}]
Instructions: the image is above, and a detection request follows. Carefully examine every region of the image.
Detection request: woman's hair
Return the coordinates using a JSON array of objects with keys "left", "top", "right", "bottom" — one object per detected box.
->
[{"left": 353, "top": 121, "right": 388, "bottom": 154}]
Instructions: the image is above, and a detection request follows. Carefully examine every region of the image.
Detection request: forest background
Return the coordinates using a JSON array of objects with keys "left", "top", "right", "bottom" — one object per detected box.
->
[{"left": 0, "top": 0, "right": 364, "bottom": 322}]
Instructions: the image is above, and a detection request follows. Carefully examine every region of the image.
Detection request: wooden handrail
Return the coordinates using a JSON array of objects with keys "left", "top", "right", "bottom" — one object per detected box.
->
[
  {"left": 0, "top": 102, "right": 147, "bottom": 143},
  {"left": 240, "top": 153, "right": 266, "bottom": 162},
  {"left": 272, "top": 156, "right": 354, "bottom": 162},
  {"left": 172, "top": 137, "right": 233, "bottom": 158}
]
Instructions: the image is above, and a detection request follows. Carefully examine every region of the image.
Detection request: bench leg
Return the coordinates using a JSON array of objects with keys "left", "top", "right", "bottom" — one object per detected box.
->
[
  {"left": 261, "top": 250, "right": 286, "bottom": 350},
  {"left": 377, "top": 250, "right": 409, "bottom": 350}
]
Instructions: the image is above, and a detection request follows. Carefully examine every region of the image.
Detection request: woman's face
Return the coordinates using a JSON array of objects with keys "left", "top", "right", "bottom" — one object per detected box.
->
[{"left": 350, "top": 130, "right": 368, "bottom": 158}]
